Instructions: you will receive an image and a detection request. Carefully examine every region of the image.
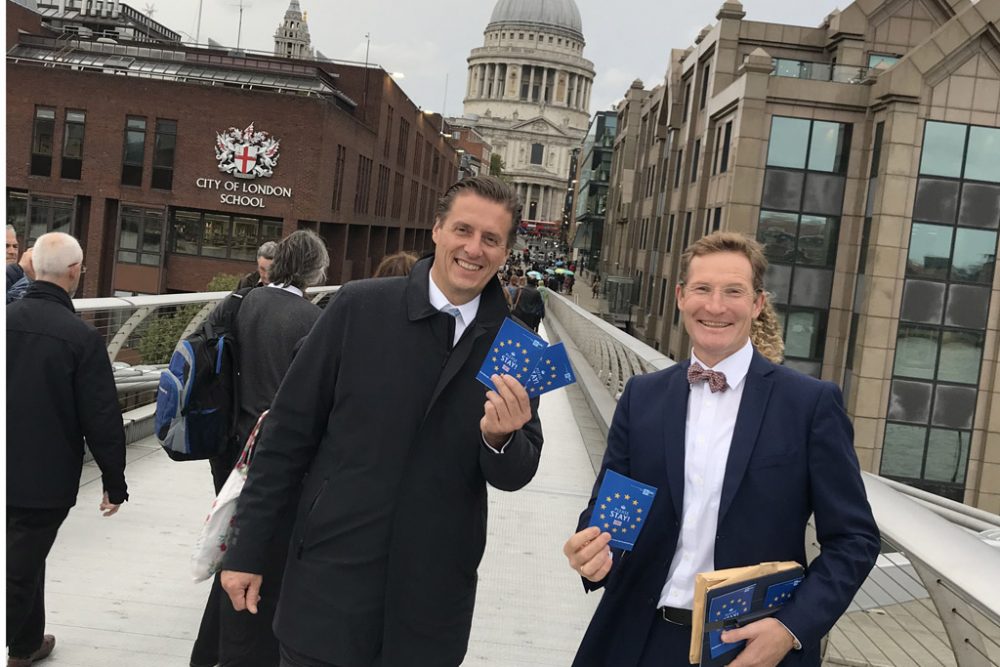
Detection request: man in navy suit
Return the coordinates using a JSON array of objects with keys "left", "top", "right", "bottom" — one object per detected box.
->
[{"left": 564, "top": 232, "right": 879, "bottom": 667}]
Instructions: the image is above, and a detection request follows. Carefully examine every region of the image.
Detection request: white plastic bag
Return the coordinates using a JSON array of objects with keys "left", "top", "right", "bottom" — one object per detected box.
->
[{"left": 190, "top": 410, "right": 268, "bottom": 583}]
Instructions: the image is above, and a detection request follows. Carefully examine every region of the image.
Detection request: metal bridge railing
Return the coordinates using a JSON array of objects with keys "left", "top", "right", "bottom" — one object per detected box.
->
[
  {"left": 543, "top": 291, "right": 1000, "bottom": 667},
  {"left": 75, "top": 286, "right": 339, "bottom": 409}
]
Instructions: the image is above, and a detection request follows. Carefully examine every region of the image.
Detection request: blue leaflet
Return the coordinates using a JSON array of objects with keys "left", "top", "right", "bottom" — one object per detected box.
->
[
  {"left": 708, "top": 584, "right": 755, "bottom": 659},
  {"left": 763, "top": 577, "right": 803, "bottom": 609},
  {"left": 476, "top": 318, "right": 549, "bottom": 391},
  {"left": 525, "top": 342, "right": 577, "bottom": 398},
  {"left": 476, "top": 318, "right": 577, "bottom": 397},
  {"left": 586, "top": 470, "right": 657, "bottom": 551}
]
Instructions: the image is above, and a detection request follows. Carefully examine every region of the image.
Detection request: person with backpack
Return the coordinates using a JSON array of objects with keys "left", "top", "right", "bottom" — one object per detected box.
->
[
  {"left": 511, "top": 278, "right": 546, "bottom": 332},
  {"left": 189, "top": 230, "right": 330, "bottom": 667}
]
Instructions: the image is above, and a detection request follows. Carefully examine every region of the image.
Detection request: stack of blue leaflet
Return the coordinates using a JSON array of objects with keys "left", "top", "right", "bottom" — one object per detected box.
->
[{"left": 477, "top": 318, "right": 577, "bottom": 397}]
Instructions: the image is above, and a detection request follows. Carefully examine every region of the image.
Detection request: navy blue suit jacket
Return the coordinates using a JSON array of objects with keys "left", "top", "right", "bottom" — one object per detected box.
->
[{"left": 573, "top": 350, "right": 880, "bottom": 666}]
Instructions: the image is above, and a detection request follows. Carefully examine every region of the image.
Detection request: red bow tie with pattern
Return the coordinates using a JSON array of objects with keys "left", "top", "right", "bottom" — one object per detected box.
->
[{"left": 687, "top": 362, "right": 728, "bottom": 393}]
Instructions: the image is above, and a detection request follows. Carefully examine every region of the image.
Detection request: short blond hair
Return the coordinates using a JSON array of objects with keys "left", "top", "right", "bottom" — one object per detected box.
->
[{"left": 679, "top": 231, "right": 767, "bottom": 293}]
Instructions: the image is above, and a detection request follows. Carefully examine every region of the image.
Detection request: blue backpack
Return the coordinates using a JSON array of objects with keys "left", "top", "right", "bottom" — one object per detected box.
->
[{"left": 154, "top": 288, "right": 251, "bottom": 461}]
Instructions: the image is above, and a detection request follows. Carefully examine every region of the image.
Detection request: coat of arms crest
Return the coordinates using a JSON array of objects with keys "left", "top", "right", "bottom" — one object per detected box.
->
[{"left": 215, "top": 123, "right": 281, "bottom": 179}]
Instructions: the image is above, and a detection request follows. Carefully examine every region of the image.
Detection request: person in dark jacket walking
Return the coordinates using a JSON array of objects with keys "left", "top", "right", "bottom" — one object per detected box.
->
[
  {"left": 235, "top": 241, "right": 279, "bottom": 291},
  {"left": 220, "top": 176, "right": 544, "bottom": 667},
  {"left": 6, "top": 232, "right": 128, "bottom": 667},
  {"left": 511, "top": 279, "right": 546, "bottom": 332},
  {"left": 191, "top": 230, "right": 330, "bottom": 667}
]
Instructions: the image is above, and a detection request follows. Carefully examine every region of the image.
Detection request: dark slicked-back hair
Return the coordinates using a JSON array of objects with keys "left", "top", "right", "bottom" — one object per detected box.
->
[
  {"left": 267, "top": 230, "right": 330, "bottom": 291},
  {"left": 434, "top": 176, "right": 522, "bottom": 247},
  {"left": 679, "top": 231, "right": 768, "bottom": 293}
]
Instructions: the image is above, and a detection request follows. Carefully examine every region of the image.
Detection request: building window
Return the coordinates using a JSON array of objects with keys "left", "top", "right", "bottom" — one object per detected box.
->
[
  {"left": 767, "top": 116, "right": 850, "bottom": 174},
  {"left": 683, "top": 211, "right": 691, "bottom": 248},
  {"left": 699, "top": 63, "right": 710, "bottom": 109},
  {"left": 354, "top": 155, "right": 373, "bottom": 215},
  {"left": 681, "top": 80, "right": 691, "bottom": 123},
  {"left": 530, "top": 143, "right": 544, "bottom": 165},
  {"left": 666, "top": 213, "right": 675, "bottom": 252},
  {"left": 384, "top": 106, "right": 394, "bottom": 158},
  {"left": 28, "top": 195, "right": 74, "bottom": 241},
  {"left": 659, "top": 278, "right": 668, "bottom": 315},
  {"left": 61, "top": 110, "right": 86, "bottom": 180},
  {"left": 719, "top": 121, "right": 732, "bottom": 174},
  {"left": 374, "top": 164, "right": 391, "bottom": 217},
  {"left": 414, "top": 135, "right": 423, "bottom": 175},
  {"left": 691, "top": 139, "right": 700, "bottom": 182},
  {"left": 332, "top": 145, "right": 346, "bottom": 212},
  {"left": 867, "top": 53, "right": 900, "bottom": 69},
  {"left": 121, "top": 116, "right": 146, "bottom": 187},
  {"left": 170, "top": 209, "right": 281, "bottom": 260},
  {"left": 152, "top": 119, "right": 177, "bottom": 190},
  {"left": 674, "top": 149, "right": 683, "bottom": 188},
  {"left": 31, "top": 107, "right": 56, "bottom": 177},
  {"left": 392, "top": 172, "right": 405, "bottom": 219},
  {"left": 713, "top": 207, "right": 722, "bottom": 231},
  {"left": 397, "top": 118, "right": 410, "bottom": 168},
  {"left": 117, "top": 206, "right": 164, "bottom": 265},
  {"left": 408, "top": 178, "right": 419, "bottom": 222}
]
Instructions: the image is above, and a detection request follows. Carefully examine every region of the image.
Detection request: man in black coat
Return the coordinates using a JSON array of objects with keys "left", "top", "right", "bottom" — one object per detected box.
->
[
  {"left": 6, "top": 232, "right": 128, "bottom": 666},
  {"left": 221, "top": 176, "right": 544, "bottom": 667}
]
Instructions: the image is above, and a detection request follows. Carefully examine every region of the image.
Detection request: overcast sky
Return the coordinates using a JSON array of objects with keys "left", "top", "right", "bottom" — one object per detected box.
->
[{"left": 149, "top": 0, "right": 845, "bottom": 115}]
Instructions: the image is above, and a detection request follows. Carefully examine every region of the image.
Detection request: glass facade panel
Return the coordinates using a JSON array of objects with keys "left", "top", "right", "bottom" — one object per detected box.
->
[
  {"left": 888, "top": 379, "right": 932, "bottom": 424},
  {"left": 784, "top": 310, "right": 821, "bottom": 358},
  {"left": 924, "top": 429, "right": 969, "bottom": 484},
  {"left": 937, "top": 330, "right": 983, "bottom": 384},
  {"left": 802, "top": 173, "right": 845, "bottom": 216},
  {"left": 906, "top": 223, "right": 952, "bottom": 280},
  {"left": 951, "top": 228, "right": 997, "bottom": 283},
  {"left": 931, "top": 385, "right": 976, "bottom": 429},
  {"left": 796, "top": 215, "right": 838, "bottom": 266},
  {"left": 964, "top": 126, "right": 1000, "bottom": 183},
  {"left": 764, "top": 264, "right": 791, "bottom": 304},
  {"left": 766, "top": 117, "right": 810, "bottom": 169},
  {"left": 919, "top": 121, "right": 966, "bottom": 178},
  {"left": 761, "top": 171, "right": 804, "bottom": 213},
  {"left": 807, "top": 121, "right": 847, "bottom": 172},
  {"left": 172, "top": 210, "right": 201, "bottom": 254},
  {"left": 758, "top": 210, "right": 798, "bottom": 263},
  {"left": 231, "top": 217, "right": 259, "bottom": 261},
  {"left": 201, "top": 214, "right": 230, "bottom": 258},
  {"left": 893, "top": 326, "right": 938, "bottom": 379},
  {"left": 789, "top": 267, "right": 833, "bottom": 308},
  {"left": 118, "top": 214, "right": 139, "bottom": 263},
  {"left": 900, "top": 280, "right": 945, "bottom": 324},
  {"left": 913, "top": 178, "right": 960, "bottom": 224},
  {"left": 944, "top": 284, "right": 989, "bottom": 329},
  {"left": 881, "top": 424, "right": 926, "bottom": 478},
  {"left": 958, "top": 183, "right": 1000, "bottom": 228}
]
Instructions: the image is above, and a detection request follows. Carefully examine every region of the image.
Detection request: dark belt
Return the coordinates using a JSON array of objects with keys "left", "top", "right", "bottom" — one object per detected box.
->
[{"left": 659, "top": 606, "right": 693, "bottom": 626}]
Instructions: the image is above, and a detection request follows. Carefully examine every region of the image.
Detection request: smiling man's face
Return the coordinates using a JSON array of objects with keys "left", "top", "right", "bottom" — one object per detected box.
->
[
  {"left": 430, "top": 192, "right": 511, "bottom": 305},
  {"left": 676, "top": 251, "right": 763, "bottom": 367}
]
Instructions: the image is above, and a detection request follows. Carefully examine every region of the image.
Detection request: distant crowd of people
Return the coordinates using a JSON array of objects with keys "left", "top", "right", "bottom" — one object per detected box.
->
[{"left": 7, "top": 175, "right": 878, "bottom": 667}]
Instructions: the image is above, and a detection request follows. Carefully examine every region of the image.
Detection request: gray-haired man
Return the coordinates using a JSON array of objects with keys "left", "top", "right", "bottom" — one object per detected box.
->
[{"left": 236, "top": 240, "right": 279, "bottom": 290}]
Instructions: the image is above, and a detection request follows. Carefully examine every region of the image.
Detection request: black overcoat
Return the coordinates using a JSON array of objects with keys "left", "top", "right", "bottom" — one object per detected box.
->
[{"left": 224, "top": 257, "right": 544, "bottom": 666}]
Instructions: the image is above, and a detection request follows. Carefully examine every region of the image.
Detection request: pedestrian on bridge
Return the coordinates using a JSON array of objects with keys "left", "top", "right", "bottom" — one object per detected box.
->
[
  {"left": 6, "top": 232, "right": 128, "bottom": 667},
  {"left": 190, "top": 230, "right": 330, "bottom": 667},
  {"left": 220, "top": 176, "right": 544, "bottom": 667},
  {"left": 563, "top": 232, "right": 879, "bottom": 667}
]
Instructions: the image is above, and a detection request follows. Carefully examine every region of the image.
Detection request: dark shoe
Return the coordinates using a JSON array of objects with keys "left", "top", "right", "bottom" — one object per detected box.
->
[{"left": 7, "top": 634, "right": 55, "bottom": 667}]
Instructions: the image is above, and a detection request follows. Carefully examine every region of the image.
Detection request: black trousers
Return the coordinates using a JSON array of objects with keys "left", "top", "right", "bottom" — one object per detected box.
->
[
  {"left": 6, "top": 506, "right": 70, "bottom": 658},
  {"left": 193, "top": 451, "right": 297, "bottom": 667},
  {"left": 279, "top": 643, "right": 382, "bottom": 667}
]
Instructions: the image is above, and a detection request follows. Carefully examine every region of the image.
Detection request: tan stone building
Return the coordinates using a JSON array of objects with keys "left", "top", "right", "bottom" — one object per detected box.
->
[{"left": 599, "top": 0, "right": 1000, "bottom": 510}]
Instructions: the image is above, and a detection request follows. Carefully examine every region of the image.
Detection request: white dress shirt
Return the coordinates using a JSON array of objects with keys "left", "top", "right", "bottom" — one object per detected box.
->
[
  {"left": 266, "top": 282, "right": 304, "bottom": 297},
  {"left": 658, "top": 339, "right": 753, "bottom": 609},
  {"left": 428, "top": 275, "right": 480, "bottom": 346}
]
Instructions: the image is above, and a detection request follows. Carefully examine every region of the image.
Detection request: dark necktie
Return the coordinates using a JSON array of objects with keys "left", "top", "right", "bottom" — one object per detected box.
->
[{"left": 687, "top": 362, "right": 728, "bottom": 393}]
